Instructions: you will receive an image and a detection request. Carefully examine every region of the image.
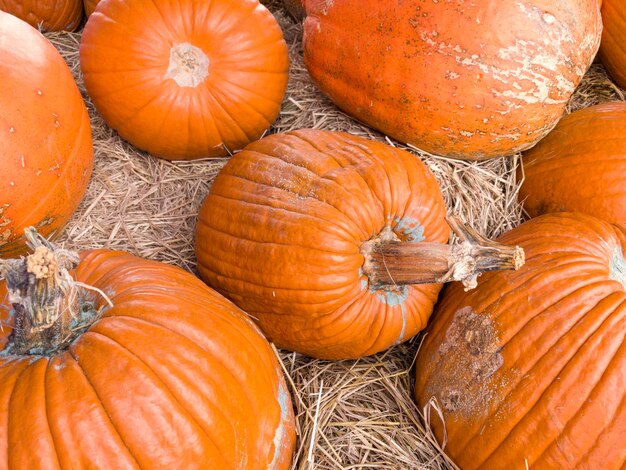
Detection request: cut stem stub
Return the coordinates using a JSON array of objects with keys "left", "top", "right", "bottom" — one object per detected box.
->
[
  {"left": 361, "top": 216, "right": 525, "bottom": 291},
  {"left": 0, "top": 228, "right": 103, "bottom": 356}
]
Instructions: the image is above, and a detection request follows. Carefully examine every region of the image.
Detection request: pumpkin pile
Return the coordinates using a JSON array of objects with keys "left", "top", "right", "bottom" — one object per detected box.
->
[{"left": 1, "top": 0, "right": 625, "bottom": 467}]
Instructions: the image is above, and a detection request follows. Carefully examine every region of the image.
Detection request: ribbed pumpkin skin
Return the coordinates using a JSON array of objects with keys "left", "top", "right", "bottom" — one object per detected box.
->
[
  {"left": 414, "top": 213, "right": 626, "bottom": 469},
  {"left": 80, "top": 0, "right": 289, "bottom": 160},
  {"left": 303, "top": 0, "right": 601, "bottom": 160},
  {"left": 599, "top": 0, "right": 626, "bottom": 88},
  {"left": 83, "top": 0, "right": 97, "bottom": 16},
  {"left": 520, "top": 102, "right": 626, "bottom": 223},
  {"left": 0, "top": 0, "right": 83, "bottom": 31},
  {"left": 196, "top": 129, "right": 449, "bottom": 360},
  {"left": 0, "top": 12, "right": 93, "bottom": 258},
  {"left": 0, "top": 250, "right": 296, "bottom": 469}
]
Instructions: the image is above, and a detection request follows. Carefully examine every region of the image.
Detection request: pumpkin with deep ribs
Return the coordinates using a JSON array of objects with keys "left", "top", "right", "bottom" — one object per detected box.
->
[
  {"left": 196, "top": 129, "right": 523, "bottom": 360},
  {"left": 414, "top": 212, "right": 626, "bottom": 469},
  {"left": 0, "top": 231, "right": 296, "bottom": 468},
  {"left": 520, "top": 101, "right": 626, "bottom": 224}
]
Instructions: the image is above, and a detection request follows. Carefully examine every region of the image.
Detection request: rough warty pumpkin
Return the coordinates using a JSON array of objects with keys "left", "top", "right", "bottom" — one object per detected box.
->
[
  {"left": 599, "top": 0, "right": 626, "bottom": 89},
  {"left": 195, "top": 129, "right": 523, "bottom": 360},
  {"left": 519, "top": 101, "right": 626, "bottom": 224},
  {"left": 0, "top": 0, "right": 83, "bottom": 31},
  {"left": 0, "top": 230, "right": 296, "bottom": 468},
  {"left": 0, "top": 11, "right": 93, "bottom": 258},
  {"left": 414, "top": 212, "right": 626, "bottom": 469},
  {"left": 301, "top": 0, "right": 601, "bottom": 160},
  {"left": 80, "top": 0, "right": 289, "bottom": 160}
]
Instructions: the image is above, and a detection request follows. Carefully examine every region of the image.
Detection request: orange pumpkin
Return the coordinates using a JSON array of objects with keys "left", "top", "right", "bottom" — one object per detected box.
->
[
  {"left": 519, "top": 101, "right": 626, "bottom": 224},
  {"left": 599, "top": 0, "right": 626, "bottom": 89},
  {"left": 302, "top": 0, "right": 601, "bottom": 160},
  {"left": 0, "top": 236, "right": 296, "bottom": 468},
  {"left": 0, "top": 0, "right": 83, "bottom": 31},
  {"left": 0, "top": 11, "right": 93, "bottom": 258},
  {"left": 414, "top": 212, "right": 626, "bottom": 469},
  {"left": 80, "top": 0, "right": 289, "bottom": 160},
  {"left": 195, "top": 129, "right": 523, "bottom": 360}
]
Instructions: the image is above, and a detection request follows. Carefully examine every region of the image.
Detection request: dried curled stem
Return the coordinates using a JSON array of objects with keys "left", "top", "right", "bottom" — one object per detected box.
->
[
  {"left": 0, "top": 228, "right": 106, "bottom": 356},
  {"left": 361, "top": 216, "right": 524, "bottom": 291}
]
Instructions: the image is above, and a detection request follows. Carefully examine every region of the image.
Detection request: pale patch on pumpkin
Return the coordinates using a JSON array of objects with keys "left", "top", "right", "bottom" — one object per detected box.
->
[
  {"left": 393, "top": 215, "right": 425, "bottom": 242},
  {"left": 374, "top": 285, "right": 409, "bottom": 345},
  {"left": 609, "top": 247, "right": 626, "bottom": 288},
  {"left": 164, "top": 43, "right": 209, "bottom": 88},
  {"left": 269, "top": 380, "right": 291, "bottom": 469}
]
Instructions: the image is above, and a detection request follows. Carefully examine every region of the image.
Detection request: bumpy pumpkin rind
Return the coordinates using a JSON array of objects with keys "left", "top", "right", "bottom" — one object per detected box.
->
[
  {"left": 303, "top": 0, "right": 601, "bottom": 160},
  {"left": 0, "top": 12, "right": 93, "bottom": 257},
  {"left": 414, "top": 212, "right": 626, "bottom": 469},
  {"left": 196, "top": 129, "right": 449, "bottom": 360},
  {"left": 0, "top": 249, "right": 296, "bottom": 468},
  {"left": 519, "top": 101, "right": 626, "bottom": 224}
]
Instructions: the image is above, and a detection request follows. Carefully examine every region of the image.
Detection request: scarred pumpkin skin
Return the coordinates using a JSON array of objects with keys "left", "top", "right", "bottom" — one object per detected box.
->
[
  {"left": 195, "top": 129, "right": 449, "bottom": 360},
  {"left": 519, "top": 102, "right": 626, "bottom": 224},
  {"left": 0, "top": 249, "right": 296, "bottom": 468},
  {"left": 302, "top": 0, "right": 601, "bottom": 160},
  {"left": 414, "top": 213, "right": 626, "bottom": 469},
  {"left": 80, "top": 0, "right": 289, "bottom": 160},
  {"left": 0, "top": 0, "right": 83, "bottom": 31},
  {"left": 599, "top": 0, "right": 626, "bottom": 89},
  {"left": 0, "top": 12, "right": 93, "bottom": 258}
]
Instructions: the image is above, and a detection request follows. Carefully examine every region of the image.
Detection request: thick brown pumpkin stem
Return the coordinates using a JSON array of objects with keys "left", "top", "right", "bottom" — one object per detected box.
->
[
  {"left": 0, "top": 228, "right": 103, "bottom": 356},
  {"left": 361, "top": 216, "right": 524, "bottom": 291}
]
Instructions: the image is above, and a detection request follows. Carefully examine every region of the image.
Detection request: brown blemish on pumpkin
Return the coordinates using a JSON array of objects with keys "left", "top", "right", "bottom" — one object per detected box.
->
[
  {"left": 0, "top": 229, "right": 12, "bottom": 243},
  {"left": 426, "top": 306, "right": 507, "bottom": 417},
  {"left": 36, "top": 216, "right": 55, "bottom": 228}
]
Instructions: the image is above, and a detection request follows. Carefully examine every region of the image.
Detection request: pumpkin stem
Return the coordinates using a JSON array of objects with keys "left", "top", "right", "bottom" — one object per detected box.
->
[
  {"left": 0, "top": 228, "right": 105, "bottom": 356},
  {"left": 361, "top": 216, "right": 524, "bottom": 291}
]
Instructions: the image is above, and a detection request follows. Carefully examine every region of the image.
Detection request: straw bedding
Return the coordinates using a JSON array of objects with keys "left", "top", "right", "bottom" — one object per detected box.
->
[{"left": 42, "top": 1, "right": 625, "bottom": 468}]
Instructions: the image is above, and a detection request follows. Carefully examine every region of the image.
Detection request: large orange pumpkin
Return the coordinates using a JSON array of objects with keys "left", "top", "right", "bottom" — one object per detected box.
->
[
  {"left": 0, "top": 0, "right": 82, "bottom": 31},
  {"left": 302, "top": 0, "right": 601, "bottom": 160},
  {"left": 414, "top": 212, "right": 626, "bottom": 469},
  {"left": 599, "top": 0, "right": 626, "bottom": 89},
  {"left": 195, "top": 129, "right": 523, "bottom": 360},
  {"left": 80, "top": 0, "right": 289, "bottom": 160},
  {"left": 0, "top": 11, "right": 93, "bottom": 258},
  {"left": 0, "top": 233, "right": 296, "bottom": 468},
  {"left": 519, "top": 101, "right": 626, "bottom": 224}
]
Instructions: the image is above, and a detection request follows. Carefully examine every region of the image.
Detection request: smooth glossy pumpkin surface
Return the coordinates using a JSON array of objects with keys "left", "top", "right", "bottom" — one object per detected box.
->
[
  {"left": 80, "top": 0, "right": 289, "bottom": 160},
  {"left": 302, "top": 0, "right": 601, "bottom": 160},
  {"left": 0, "top": 249, "right": 296, "bottom": 468},
  {"left": 196, "top": 129, "right": 449, "bottom": 360},
  {"left": 0, "top": 0, "right": 82, "bottom": 31},
  {"left": 599, "top": 0, "right": 626, "bottom": 89},
  {"left": 0, "top": 12, "right": 93, "bottom": 257},
  {"left": 415, "top": 213, "right": 626, "bottom": 469},
  {"left": 519, "top": 102, "right": 626, "bottom": 224}
]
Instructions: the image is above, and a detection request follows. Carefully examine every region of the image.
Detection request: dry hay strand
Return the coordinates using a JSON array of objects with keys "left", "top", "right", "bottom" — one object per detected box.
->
[{"left": 45, "top": 2, "right": 624, "bottom": 468}]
